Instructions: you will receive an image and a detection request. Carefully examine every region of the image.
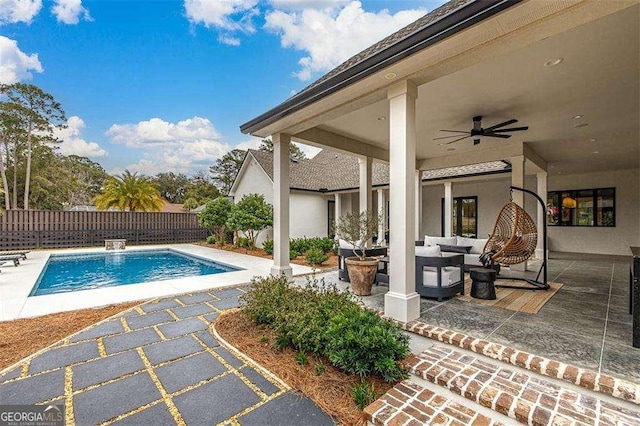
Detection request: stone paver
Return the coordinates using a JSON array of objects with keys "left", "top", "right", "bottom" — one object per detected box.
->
[
  {"left": 155, "top": 352, "right": 226, "bottom": 394},
  {"left": 157, "top": 316, "right": 208, "bottom": 338},
  {"left": 239, "top": 392, "right": 335, "bottom": 425},
  {"left": 29, "top": 341, "right": 99, "bottom": 374},
  {"left": 0, "top": 285, "right": 331, "bottom": 425},
  {"left": 0, "top": 369, "right": 65, "bottom": 405},
  {"left": 103, "top": 327, "right": 162, "bottom": 354},
  {"left": 73, "top": 372, "right": 161, "bottom": 425},
  {"left": 72, "top": 350, "right": 145, "bottom": 390},
  {"left": 211, "top": 297, "right": 244, "bottom": 310},
  {"left": 69, "top": 319, "right": 124, "bottom": 342},
  {"left": 143, "top": 335, "right": 203, "bottom": 365},
  {"left": 172, "top": 374, "right": 262, "bottom": 425}
]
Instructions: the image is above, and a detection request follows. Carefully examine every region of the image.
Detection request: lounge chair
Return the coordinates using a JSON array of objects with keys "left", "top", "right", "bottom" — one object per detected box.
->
[
  {"left": 0, "top": 255, "right": 23, "bottom": 266},
  {"left": 0, "top": 251, "right": 29, "bottom": 260}
]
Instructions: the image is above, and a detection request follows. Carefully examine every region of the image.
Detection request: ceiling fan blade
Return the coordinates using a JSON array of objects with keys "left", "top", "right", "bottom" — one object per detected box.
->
[
  {"left": 483, "top": 133, "right": 511, "bottom": 139},
  {"left": 439, "top": 130, "right": 469, "bottom": 134},
  {"left": 445, "top": 135, "right": 470, "bottom": 144},
  {"left": 433, "top": 134, "right": 470, "bottom": 140},
  {"left": 485, "top": 119, "right": 517, "bottom": 131},
  {"left": 492, "top": 126, "right": 529, "bottom": 132}
]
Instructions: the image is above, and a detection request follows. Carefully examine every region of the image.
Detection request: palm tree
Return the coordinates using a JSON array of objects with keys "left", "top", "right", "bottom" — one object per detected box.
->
[{"left": 94, "top": 170, "right": 164, "bottom": 212}]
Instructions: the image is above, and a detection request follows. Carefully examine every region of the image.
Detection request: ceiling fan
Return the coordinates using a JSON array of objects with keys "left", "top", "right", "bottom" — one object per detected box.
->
[{"left": 434, "top": 116, "right": 529, "bottom": 146}]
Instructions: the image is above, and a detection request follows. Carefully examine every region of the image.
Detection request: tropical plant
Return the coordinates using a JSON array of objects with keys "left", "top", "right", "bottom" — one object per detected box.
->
[
  {"left": 335, "top": 211, "right": 380, "bottom": 260},
  {"left": 182, "top": 197, "right": 199, "bottom": 211},
  {"left": 262, "top": 239, "right": 274, "bottom": 254},
  {"left": 198, "top": 196, "right": 235, "bottom": 246},
  {"left": 226, "top": 193, "right": 273, "bottom": 249},
  {"left": 94, "top": 170, "right": 164, "bottom": 212},
  {"left": 305, "top": 248, "right": 328, "bottom": 266}
]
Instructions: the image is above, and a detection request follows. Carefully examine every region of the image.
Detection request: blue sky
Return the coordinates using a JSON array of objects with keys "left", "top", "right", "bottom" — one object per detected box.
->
[{"left": 1, "top": 0, "right": 446, "bottom": 176}]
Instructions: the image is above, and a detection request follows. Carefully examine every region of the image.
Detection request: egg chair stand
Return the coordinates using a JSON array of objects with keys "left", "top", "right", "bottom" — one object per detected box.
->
[{"left": 481, "top": 186, "right": 549, "bottom": 291}]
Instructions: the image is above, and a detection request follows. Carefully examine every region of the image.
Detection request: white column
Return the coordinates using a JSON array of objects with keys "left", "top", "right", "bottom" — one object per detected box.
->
[
  {"left": 511, "top": 154, "right": 527, "bottom": 271},
  {"left": 385, "top": 80, "right": 420, "bottom": 323},
  {"left": 536, "top": 171, "right": 547, "bottom": 260},
  {"left": 270, "top": 133, "right": 293, "bottom": 278},
  {"left": 415, "top": 170, "right": 423, "bottom": 240},
  {"left": 359, "top": 156, "right": 373, "bottom": 247},
  {"left": 334, "top": 193, "right": 342, "bottom": 240},
  {"left": 377, "top": 189, "right": 387, "bottom": 245},
  {"left": 444, "top": 182, "right": 453, "bottom": 237}
]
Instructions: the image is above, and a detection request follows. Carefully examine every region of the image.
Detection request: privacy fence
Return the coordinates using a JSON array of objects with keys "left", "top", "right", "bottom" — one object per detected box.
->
[{"left": 0, "top": 210, "right": 209, "bottom": 250}]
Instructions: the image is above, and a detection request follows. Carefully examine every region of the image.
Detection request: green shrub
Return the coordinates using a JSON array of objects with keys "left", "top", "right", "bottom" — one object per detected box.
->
[
  {"left": 240, "top": 276, "right": 408, "bottom": 383},
  {"left": 306, "top": 247, "right": 328, "bottom": 266},
  {"left": 325, "top": 307, "right": 409, "bottom": 382},
  {"left": 307, "top": 237, "right": 335, "bottom": 254},
  {"left": 237, "top": 237, "right": 250, "bottom": 248},
  {"left": 295, "top": 351, "right": 308, "bottom": 365},
  {"left": 289, "top": 249, "right": 299, "bottom": 260},
  {"left": 314, "top": 362, "right": 326, "bottom": 376},
  {"left": 351, "top": 380, "right": 376, "bottom": 410},
  {"left": 290, "top": 237, "right": 310, "bottom": 254},
  {"left": 205, "top": 235, "right": 216, "bottom": 245},
  {"left": 262, "top": 239, "right": 274, "bottom": 254}
]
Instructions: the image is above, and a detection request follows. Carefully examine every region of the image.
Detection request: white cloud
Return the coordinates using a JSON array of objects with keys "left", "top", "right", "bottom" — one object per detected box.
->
[
  {"left": 51, "top": 0, "right": 91, "bottom": 24},
  {"left": 234, "top": 136, "right": 262, "bottom": 151},
  {"left": 106, "top": 116, "right": 232, "bottom": 175},
  {"left": 264, "top": 0, "right": 425, "bottom": 80},
  {"left": 184, "top": 0, "right": 258, "bottom": 45},
  {"left": 0, "top": 36, "right": 43, "bottom": 84},
  {"left": 0, "top": 0, "right": 42, "bottom": 24},
  {"left": 269, "top": 0, "right": 349, "bottom": 11},
  {"left": 296, "top": 142, "right": 321, "bottom": 158},
  {"left": 54, "top": 116, "right": 108, "bottom": 158}
]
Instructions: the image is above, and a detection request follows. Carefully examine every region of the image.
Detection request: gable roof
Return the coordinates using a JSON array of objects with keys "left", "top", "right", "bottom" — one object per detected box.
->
[
  {"left": 240, "top": 148, "right": 509, "bottom": 193},
  {"left": 240, "top": 0, "right": 520, "bottom": 135}
]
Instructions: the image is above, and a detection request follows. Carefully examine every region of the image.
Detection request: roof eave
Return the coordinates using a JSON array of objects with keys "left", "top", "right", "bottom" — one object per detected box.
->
[{"left": 239, "top": 0, "right": 521, "bottom": 136}]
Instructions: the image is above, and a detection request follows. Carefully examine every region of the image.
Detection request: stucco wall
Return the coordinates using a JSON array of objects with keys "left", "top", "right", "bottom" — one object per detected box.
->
[{"left": 421, "top": 168, "right": 639, "bottom": 255}]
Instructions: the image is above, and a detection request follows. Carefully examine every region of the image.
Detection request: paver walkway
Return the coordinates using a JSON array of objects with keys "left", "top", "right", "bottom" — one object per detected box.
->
[{"left": 0, "top": 285, "right": 333, "bottom": 426}]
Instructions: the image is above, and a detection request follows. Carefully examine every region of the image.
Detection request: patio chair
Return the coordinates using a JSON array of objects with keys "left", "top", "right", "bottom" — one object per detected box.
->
[
  {"left": 0, "top": 255, "right": 22, "bottom": 266},
  {"left": 0, "top": 251, "right": 29, "bottom": 260},
  {"left": 415, "top": 246, "right": 465, "bottom": 301}
]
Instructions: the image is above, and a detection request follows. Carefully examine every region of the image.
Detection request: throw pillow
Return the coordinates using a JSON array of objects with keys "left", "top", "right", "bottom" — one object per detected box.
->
[{"left": 438, "top": 244, "right": 471, "bottom": 254}]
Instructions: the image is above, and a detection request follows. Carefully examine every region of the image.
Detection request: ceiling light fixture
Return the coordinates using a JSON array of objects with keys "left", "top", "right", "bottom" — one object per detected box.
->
[
  {"left": 574, "top": 123, "right": 589, "bottom": 128},
  {"left": 592, "top": 151, "right": 599, "bottom": 154},
  {"left": 571, "top": 115, "right": 583, "bottom": 119},
  {"left": 384, "top": 72, "right": 397, "bottom": 80},
  {"left": 376, "top": 116, "right": 386, "bottom": 121},
  {"left": 544, "top": 58, "right": 563, "bottom": 67},
  {"left": 588, "top": 138, "right": 597, "bottom": 142}
]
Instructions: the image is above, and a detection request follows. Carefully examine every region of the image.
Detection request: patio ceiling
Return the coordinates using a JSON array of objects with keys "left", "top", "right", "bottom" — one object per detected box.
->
[
  {"left": 317, "top": 4, "right": 638, "bottom": 176},
  {"left": 246, "top": 1, "right": 638, "bottom": 178}
]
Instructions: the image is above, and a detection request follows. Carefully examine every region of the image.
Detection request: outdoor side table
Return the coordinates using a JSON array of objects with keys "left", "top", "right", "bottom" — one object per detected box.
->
[
  {"left": 105, "top": 239, "right": 126, "bottom": 250},
  {"left": 470, "top": 267, "right": 497, "bottom": 300}
]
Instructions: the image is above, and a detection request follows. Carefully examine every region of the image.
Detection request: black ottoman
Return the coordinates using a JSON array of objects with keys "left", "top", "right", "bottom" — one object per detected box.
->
[{"left": 470, "top": 268, "right": 497, "bottom": 300}]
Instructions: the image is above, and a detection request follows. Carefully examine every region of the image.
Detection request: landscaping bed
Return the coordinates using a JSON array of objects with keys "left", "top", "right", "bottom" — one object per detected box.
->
[
  {"left": 0, "top": 302, "right": 138, "bottom": 370},
  {"left": 214, "top": 275, "right": 413, "bottom": 425}
]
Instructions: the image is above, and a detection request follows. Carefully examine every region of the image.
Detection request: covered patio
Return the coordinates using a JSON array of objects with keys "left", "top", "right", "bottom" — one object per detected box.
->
[{"left": 241, "top": 0, "right": 639, "bottom": 387}]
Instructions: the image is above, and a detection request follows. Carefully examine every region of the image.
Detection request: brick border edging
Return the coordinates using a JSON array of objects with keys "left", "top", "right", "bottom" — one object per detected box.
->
[{"left": 384, "top": 314, "right": 640, "bottom": 405}]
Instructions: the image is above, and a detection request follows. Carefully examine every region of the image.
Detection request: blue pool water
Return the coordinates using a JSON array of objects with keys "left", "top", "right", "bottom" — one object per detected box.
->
[{"left": 31, "top": 249, "right": 239, "bottom": 296}]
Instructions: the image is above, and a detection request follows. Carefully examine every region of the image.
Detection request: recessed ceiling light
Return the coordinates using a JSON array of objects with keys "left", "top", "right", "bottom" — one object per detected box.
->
[
  {"left": 574, "top": 123, "right": 589, "bottom": 128},
  {"left": 588, "top": 138, "right": 597, "bottom": 142},
  {"left": 437, "top": 142, "right": 445, "bottom": 146},
  {"left": 376, "top": 116, "right": 386, "bottom": 121},
  {"left": 385, "top": 72, "right": 397, "bottom": 80},
  {"left": 571, "top": 115, "right": 583, "bottom": 119},
  {"left": 592, "top": 151, "right": 599, "bottom": 154},
  {"left": 544, "top": 58, "right": 563, "bottom": 67}
]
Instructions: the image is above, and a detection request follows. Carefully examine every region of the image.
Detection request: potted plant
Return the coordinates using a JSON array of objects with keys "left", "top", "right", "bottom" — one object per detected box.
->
[{"left": 335, "top": 210, "right": 380, "bottom": 296}]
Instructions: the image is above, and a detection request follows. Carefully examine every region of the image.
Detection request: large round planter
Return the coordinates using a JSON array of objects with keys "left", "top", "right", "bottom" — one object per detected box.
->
[{"left": 344, "top": 257, "right": 378, "bottom": 296}]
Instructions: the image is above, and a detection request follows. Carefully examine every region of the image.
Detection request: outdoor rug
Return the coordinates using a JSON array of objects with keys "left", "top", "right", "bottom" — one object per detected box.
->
[{"left": 459, "top": 277, "right": 562, "bottom": 314}]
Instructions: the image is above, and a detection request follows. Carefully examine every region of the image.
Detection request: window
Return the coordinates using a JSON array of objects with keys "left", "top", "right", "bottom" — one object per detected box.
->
[
  {"left": 547, "top": 188, "right": 615, "bottom": 227},
  {"left": 442, "top": 196, "right": 478, "bottom": 238}
]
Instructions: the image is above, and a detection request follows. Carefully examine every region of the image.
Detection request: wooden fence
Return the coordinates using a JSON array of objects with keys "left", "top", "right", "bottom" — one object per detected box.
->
[{"left": 0, "top": 210, "right": 209, "bottom": 250}]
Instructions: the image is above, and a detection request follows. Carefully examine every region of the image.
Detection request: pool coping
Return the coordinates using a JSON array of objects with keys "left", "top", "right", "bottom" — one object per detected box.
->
[{"left": 0, "top": 244, "right": 314, "bottom": 321}]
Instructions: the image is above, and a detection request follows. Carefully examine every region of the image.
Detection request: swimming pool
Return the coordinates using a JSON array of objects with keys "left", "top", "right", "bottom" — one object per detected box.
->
[{"left": 30, "top": 249, "right": 240, "bottom": 296}]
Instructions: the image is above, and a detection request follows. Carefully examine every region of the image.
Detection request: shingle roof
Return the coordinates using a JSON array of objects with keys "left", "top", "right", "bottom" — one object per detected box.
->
[{"left": 247, "top": 149, "right": 509, "bottom": 193}]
